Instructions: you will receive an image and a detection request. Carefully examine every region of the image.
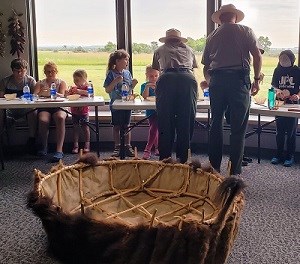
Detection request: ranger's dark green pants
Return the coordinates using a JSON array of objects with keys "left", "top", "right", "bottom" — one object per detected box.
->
[
  {"left": 156, "top": 71, "right": 197, "bottom": 163},
  {"left": 209, "top": 70, "right": 251, "bottom": 175}
]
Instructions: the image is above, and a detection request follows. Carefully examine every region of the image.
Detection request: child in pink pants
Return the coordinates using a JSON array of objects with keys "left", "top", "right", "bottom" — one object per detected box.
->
[{"left": 140, "top": 65, "right": 160, "bottom": 159}]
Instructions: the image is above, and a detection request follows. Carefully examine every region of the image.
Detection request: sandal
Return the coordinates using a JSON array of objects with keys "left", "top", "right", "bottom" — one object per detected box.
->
[
  {"left": 125, "top": 145, "right": 135, "bottom": 157},
  {"left": 72, "top": 145, "right": 79, "bottom": 154},
  {"left": 83, "top": 148, "right": 90, "bottom": 153},
  {"left": 83, "top": 142, "right": 90, "bottom": 153},
  {"left": 143, "top": 150, "right": 151, "bottom": 160},
  {"left": 111, "top": 145, "right": 120, "bottom": 157}
]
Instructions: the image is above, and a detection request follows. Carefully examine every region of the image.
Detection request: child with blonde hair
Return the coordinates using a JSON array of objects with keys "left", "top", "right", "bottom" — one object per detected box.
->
[
  {"left": 34, "top": 61, "right": 67, "bottom": 162},
  {"left": 103, "top": 49, "right": 138, "bottom": 157},
  {"left": 67, "top": 69, "right": 90, "bottom": 154},
  {"left": 140, "top": 65, "right": 160, "bottom": 159}
]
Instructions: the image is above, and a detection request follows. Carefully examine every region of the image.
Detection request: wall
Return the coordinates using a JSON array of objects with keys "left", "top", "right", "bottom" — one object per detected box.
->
[
  {"left": 0, "top": 0, "right": 29, "bottom": 79},
  {"left": 6, "top": 111, "right": 300, "bottom": 153}
]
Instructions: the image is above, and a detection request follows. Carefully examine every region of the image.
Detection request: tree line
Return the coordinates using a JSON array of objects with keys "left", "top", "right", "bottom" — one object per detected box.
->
[
  {"left": 39, "top": 36, "right": 272, "bottom": 54},
  {"left": 99, "top": 36, "right": 272, "bottom": 54}
]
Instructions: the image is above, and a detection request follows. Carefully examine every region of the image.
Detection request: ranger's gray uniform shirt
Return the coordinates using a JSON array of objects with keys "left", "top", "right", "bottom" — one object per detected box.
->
[
  {"left": 201, "top": 23, "right": 258, "bottom": 71},
  {"left": 152, "top": 42, "right": 198, "bottom": 71}
]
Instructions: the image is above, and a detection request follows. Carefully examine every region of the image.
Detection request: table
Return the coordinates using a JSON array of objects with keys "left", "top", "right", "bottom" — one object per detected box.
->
[
  {"left": 113, "top": 99, "right": 300, "bottom": 162},
  {"left": 249, "top": 103, "right": 300, "bottom": 163},
  {"left": 0, "top": 96, "right": 105, "bottom": 169},
  {"left": 112, "top": 98, "right": 211, "bottom": 111},
  {"left": 112, "top": 99, "right": 211, "bottom": 159}
]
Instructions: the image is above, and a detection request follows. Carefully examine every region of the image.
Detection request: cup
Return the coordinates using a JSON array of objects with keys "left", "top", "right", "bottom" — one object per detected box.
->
[{"left": 203, "top": 88, "right": 209, "bottom": 101}]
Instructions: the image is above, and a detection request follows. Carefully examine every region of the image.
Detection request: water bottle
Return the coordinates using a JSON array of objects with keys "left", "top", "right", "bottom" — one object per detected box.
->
[
  {"left": 22, "top": 83, "right": 31, "bottom": 102},
  {"left": 50, "top": 82, "right": 57, "bottom": 100},
  {"left": 268, "top": 87, "right": 275, "bottom": 110},
  {"left": 203, "top": 88, "right": 210, "bottom": 101},
  {"left": 121, "top": 83, "right": 129, "bottom": 101},
  {"left": 87, "top": 80, "right": 94, "bottom": 98}
]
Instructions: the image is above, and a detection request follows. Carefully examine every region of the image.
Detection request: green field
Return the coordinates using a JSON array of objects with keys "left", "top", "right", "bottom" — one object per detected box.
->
[{"left": 38, "top": 51, "right": 279, "bottom": 100}]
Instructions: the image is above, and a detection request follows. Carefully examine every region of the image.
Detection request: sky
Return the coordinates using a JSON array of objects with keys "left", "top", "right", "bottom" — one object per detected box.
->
[{"left": 35, "top": 0, "right": 300, "bottom": 49}]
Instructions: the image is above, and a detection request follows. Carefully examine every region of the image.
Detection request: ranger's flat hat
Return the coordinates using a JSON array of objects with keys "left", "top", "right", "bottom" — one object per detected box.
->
[
  {"left": 159, "top": 28, "right": 187, "bottom": 43},
  {"left": 211, "top": 4, "right": 244, "bottom": 24}
]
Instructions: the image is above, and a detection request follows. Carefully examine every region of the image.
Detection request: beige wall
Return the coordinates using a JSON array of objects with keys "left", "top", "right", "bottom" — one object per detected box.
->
[{"left": 0, "top": 0, "right": 29, "bottom": 79}]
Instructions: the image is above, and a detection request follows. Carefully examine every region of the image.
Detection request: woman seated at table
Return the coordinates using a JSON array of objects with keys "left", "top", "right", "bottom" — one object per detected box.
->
[{"left": 34, "top": 61, "right": 67, "bottom": 162}]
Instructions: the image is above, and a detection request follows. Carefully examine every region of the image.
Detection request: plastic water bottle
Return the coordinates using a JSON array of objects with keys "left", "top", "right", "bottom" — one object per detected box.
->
[
  {"left": 22, "top": 83, "right": 31, "bottom": 102},
  {"left": 203, "top": 88, "right": 210, "bottom": 101},
  {"left": 87, "top": 80, "right": 94, "bottom": 98},
  {"left": 50, "top": 82, "right": 57, "bottom": 100},
  {"left": 121, "top": 83, "right": 129, "bottom": 101},
  {"left": 268, "top": 87, "right": 275, "bottom": 110}
]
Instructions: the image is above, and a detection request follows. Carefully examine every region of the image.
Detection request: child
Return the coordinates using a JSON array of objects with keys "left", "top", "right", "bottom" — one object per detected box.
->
[
  {"left": 68, "top": 69, "right": 90, "bottom": 154},
  {"left": 200, "top": 80, "right": 209, "bottom": 92},
  {"left": 0, "top": 58, "right": 37, "bottom": 153},
  {"left": 271, "top": 50, "right": 300, "bottom": 167},
  {"left": 103, "top": 49, "right": 138, "bottom": 157},
  {"left": 34, "top": 61, "right": 67, "bottom": 162},
  {"left": 140, "top": 65, "right": 160, "bottom": 159},
  {"left": 200, "top": 80, "right": 209, "bottom": 101}
]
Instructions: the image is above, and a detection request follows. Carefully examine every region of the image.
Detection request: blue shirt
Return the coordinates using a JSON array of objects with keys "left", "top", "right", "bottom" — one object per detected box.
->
[
  {"left": 103, "top": 69, "right": 133, "bottom": 111},
  {"left": 140, "top": 82, "right": 156, "bottom": 117}
]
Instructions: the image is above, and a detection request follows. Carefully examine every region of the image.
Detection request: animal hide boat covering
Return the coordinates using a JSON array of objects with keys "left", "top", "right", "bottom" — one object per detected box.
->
[{"left": 27, "top": 154, "right": 246, "bottom": 264}]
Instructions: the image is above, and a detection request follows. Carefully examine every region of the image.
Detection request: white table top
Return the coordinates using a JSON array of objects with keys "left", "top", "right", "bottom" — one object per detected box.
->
[
  {"left": 0, "top": 96, "right": 105, "bottom": 109},
  {"left": 112, "top": 99, "right": 300, "bottom": 118},
  {"left": 112, "top": 99, "right": 211, "bottom": 110},
  {"left": 250, "top": 103, "right": 300, "bottom": 118}
]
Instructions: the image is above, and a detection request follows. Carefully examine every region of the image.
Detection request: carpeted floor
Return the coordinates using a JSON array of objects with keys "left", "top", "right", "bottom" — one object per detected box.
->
[{"left": 0, "top": 147, "right": 299, "bottom": 264}]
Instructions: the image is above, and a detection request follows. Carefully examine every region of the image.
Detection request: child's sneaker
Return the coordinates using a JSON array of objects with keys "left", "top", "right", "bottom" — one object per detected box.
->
[
  {"left": 242, "top": 160, "right": 248, "bottom": 166},
  {"left": 243, "top": 156, "right": 252, "bottom": 163},
  {"left": 271, "top": 156, "right": 282, "bottom": 165},
  {"left": 111, "top": 145, "right": 120, "bottom": 157},
  {"left": 154, "top": 148, "right": 159, "bottom": 156},
  {"left": 51, "top": 152, "right": 64, "bottom": 163},
  {"left": 143, "top": 150, "right": 151, "bottom": 160},
  {"left": 283, "top": 157, "right": 294, "bottom": 167},
  {"left": 125, "top": 145, "right": 135, "bottom": 157}
]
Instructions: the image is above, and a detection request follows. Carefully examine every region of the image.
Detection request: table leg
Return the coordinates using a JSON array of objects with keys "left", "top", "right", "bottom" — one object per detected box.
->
[
  {"left": 207, "top": 109, "right": 210, "bottom": 142},
  {"left": 95, "top": 106, "right": 100, "bottom": 157},
  {"left": 120, "top": 124, "right": 126, "bottom": 159},
  {"left": 258, "top": 114, "right": 261, "bottom": 163},
  {"left": 0, "top": 136, "right": 4, "bottom": 170}
]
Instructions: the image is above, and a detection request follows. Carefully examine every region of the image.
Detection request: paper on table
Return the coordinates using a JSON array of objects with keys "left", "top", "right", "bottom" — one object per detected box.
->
[
  {"left": 67, "top": 94, "right": 80, "bottom": 101},
  {"left": 36, "top": 98, "right": 65, "bottom": 102},
  {"left": 146, "top": 96, "right": 155, "bottom": 102},
  {"left": 4, "top": 93, "right": 17, "bottom": 100}
]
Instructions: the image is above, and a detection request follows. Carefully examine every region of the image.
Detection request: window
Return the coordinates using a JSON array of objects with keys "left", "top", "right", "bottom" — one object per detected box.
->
[
  {"left": 222, "top": 0, "right": 300, "bottom": 97},
  {"left": 34, "top": 1, "right": 300, "bottom": 99},
  {"left": 35, "top": 0, "right": 116, "bottom": 98},
  {"left": 130, "top": 0, "right": 207, "bottom": 95}
]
